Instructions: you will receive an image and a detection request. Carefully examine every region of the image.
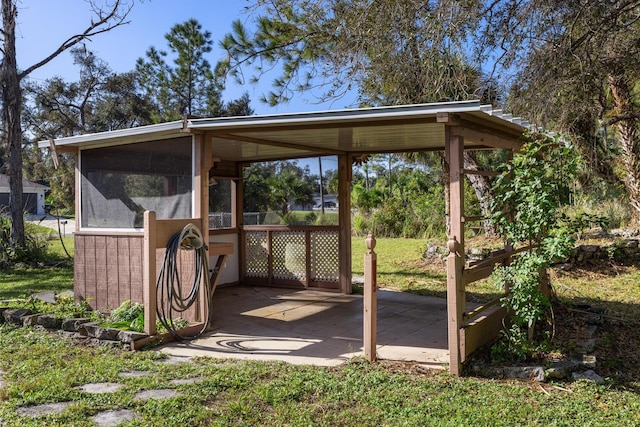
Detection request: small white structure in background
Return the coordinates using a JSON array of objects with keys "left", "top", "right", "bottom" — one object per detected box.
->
[
  {"left": 0, "top": 174, "right": 50, "bottom": 216},
  {"left": 312, "top": 193, "right": 338, "bottom": 210}
]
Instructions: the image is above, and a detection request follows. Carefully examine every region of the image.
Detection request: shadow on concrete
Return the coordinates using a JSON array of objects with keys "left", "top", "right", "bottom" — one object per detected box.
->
[{"left": 160, "top": 285, "right": 452, "bottom": 368}]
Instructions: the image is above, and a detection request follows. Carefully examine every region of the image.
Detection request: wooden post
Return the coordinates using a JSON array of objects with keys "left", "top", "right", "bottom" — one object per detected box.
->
[
  {"left": 446, "top": 131, "right": 465, "bottom": 376},
  {"left": 363, "top": 234, "right": 377, "bottom": 361},
  {"left": 237, "top": 163, "right": 246, "bottom": 284},
  {"left": 194, "top": 133, "right": 211, "bottom": 325},
  {"left": 338, "top": 153, "right": 352, "bottom": 293},
  {"left": 143, "top": 211, "right": 157, "bottom": 335}
]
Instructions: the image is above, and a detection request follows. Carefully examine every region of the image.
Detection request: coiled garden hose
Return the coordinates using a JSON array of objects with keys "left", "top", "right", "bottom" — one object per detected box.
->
[{"left": 156, "top": 223, "right": 210, "bottom": 340}]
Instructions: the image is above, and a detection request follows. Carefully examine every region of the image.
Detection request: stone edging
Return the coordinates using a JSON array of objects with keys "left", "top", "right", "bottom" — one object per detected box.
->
[{"left": 0, "top": 307, "right": 149, "bottom": 349}]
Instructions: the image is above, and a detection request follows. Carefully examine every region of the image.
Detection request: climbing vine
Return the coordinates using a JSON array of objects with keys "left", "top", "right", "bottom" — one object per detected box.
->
[{"left": 490, "top": 132, "right": 579, "bottom": 359}]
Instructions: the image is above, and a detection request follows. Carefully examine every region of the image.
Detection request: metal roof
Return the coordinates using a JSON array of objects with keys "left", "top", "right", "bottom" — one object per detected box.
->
[{"left": 38, "top": 100, "right": 528, "bottom": 162}]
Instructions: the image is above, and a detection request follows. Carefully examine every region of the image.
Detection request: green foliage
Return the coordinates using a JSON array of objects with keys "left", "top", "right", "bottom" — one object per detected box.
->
[
  {"left": 221, "top": 1, "right": 486, "bottom": 106},
  {"left": 352, "top": 212, "right": 370, "bottom": 236},
  {"left": 106, "top": 300, "right": 145, "bottom": 332},
  {"left": 0, "top": 214, "right": 49, "bottom": 267},
  {"left": 493, "top": 253, "right": 549, "bottom": 329},
  {"left": 4, "top": 293, "right": 96, "bottom": 322},
  {"left": 490, "top": 133, "right": 580, "bottom": 357},
  {"left": 136, "top": 19, "right": 224, "bottom": 121},
  {"left": 368, "top": 167, "right": 446, "bottom": 239},
  {"left": 1, "top": 326, "right": 639, "bottom": 425},
  {"left": 244, "top": 160, "right": 317, "bottom": 217}
]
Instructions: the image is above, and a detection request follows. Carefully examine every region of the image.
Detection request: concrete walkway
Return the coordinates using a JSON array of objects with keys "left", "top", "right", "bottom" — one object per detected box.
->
[
  {"left": 160, "top": 286, "right": 450, "bottom": 369},
  {"left": 26, "top": 214, "right": 75, "bottom": 237}
]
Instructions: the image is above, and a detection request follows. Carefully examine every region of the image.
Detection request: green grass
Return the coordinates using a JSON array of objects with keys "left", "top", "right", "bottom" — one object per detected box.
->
[
  {"left": 352, "top": 237, "right": 500, "bottom": 302},
  {"left": 0, "top": 234, "right": 73, "bottom": 300},
  {"left": 1, "top": 236, "right": 640, "bottom": 424},
  {"left": 0, "top": 324, "right": 638, "bottom": 426},
  {"left": 0, "top": 267, "right": 73, "bottom": 300}
]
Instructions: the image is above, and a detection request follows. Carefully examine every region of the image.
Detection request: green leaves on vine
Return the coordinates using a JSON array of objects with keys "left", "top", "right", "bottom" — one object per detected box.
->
[{"left": 490, "top": 132, "right": 579, "bottom": 354}]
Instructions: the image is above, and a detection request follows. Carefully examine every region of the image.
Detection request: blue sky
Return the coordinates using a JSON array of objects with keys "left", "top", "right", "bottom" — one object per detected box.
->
[{"left": 16, "top": 0, "right": 357, "bottom": 115}]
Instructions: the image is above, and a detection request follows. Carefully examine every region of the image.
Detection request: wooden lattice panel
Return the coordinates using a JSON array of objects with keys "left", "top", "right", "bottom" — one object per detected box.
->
[
  {"left": 311, "top": 231, "right": 340, "bottom": 282},
  {"left": 245, "top": 231, "right": 269, "bottom": 278},
  {"left": 272, "top": 231, "right": 306, "bottom": 281}
]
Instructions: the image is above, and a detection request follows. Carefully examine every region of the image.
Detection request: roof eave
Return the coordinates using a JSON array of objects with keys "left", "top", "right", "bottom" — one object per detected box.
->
[{"left": 36, "top": 121, "right": 185, "bottom": 149}]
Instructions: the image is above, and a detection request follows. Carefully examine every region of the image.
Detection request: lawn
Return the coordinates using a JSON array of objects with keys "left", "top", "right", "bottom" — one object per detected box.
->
[
  {"left": 0, "top": 228, "right": 73, "bottom": 300},
  {"left": 0, "top": 325, "right": 638, "bottom": 426},
  {"left": 1, "top": 235, "right": 640, "bottom": 425}
]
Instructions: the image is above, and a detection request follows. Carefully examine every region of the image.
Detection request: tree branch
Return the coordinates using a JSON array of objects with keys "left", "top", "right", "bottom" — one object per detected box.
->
[
  {"left": 18, "top": 0, "right": 133, "bottom": 81},
  {"left": 602, "top": 112, "right": 640, "bottom": 126}
]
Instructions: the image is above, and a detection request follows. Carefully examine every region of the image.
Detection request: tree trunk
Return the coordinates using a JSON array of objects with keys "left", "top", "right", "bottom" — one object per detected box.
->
[
  {"left": 1, "top": 0, "right": 25, "bottom": 247},
  {"left": 463, "top": 151, "right": 496, "bottom": 235},
  {"left": 608, "top": 74, "right": 640, "bottom": 218}
]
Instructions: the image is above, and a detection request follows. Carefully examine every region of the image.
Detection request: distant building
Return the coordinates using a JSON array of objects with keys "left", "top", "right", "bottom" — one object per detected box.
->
[
  {"left": 0, "top": 174, "right": 50, "bottom": 216},
  {"left": 312, "top": 193, "right": 338, "bottom": 210}
]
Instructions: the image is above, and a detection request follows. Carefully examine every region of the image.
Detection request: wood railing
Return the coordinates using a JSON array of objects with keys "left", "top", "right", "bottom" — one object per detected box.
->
[{"left": 242, "top": 225, "right": 340, "bottom": 290}]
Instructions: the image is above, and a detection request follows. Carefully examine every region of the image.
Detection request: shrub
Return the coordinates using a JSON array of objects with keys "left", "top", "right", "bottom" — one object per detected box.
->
[
  {"left": 0, "top": 212, "right": 49, "bottom": 268},
  {"left": 490, "top": 132, "right": 579, "bottom": 357}
]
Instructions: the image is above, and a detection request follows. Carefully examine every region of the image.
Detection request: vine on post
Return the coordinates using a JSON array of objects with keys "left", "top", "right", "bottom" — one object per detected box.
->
[{"left": 490, "top": 132, "right": 578, "bottom": 360}]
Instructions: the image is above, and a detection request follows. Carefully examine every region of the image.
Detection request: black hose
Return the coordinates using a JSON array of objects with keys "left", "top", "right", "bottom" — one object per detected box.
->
[{"left": 156, "top": 223, "right": 210, "bottom": 340}]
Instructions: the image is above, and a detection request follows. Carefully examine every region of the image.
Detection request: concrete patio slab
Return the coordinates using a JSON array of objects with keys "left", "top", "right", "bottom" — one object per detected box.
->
[{"left": 160, "top": 286, "right": 451, "bottom": 368}]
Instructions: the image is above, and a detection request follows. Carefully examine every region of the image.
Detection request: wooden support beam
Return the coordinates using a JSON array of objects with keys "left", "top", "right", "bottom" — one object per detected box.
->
[
  {"left": 143, "top": 211, "right": 157, "bottom": 336},
  {"left": 193, "top": 134, "right": 210, "bottom": 325},
  {"left": 235, "top": 163, "right": 245, "bottom": 283},
  {"left": 462, "top": 265, "right": 494, "bottom": 285},
  {"left": 450, "top": 126, "right": 522, "bottom": 151},
  {"left": 74, "top": 153, "right": 81, "bottom": 232},
  {"left": 446, "top": 134, "right": 465, "bottom": 376},
  {"left": 461, "top": 215, "right": 487, "bottom": 223},
  {"left": 462, "top": 169, "right": 500, "bottom": 177},
  {"left": 436, "top": 112, "right": 450, "bottom": 123},
  {"left": 363, "top": 235, "right": 377, "bottom": 361},
  {"left": 338, "top": 153, "right": 353, "bottom": 293}
]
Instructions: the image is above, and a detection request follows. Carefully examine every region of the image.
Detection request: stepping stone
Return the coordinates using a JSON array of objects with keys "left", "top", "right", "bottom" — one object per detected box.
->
[
  {"left": 16, "top": 401, "right": 72, "bottom": 417},
  {"left": 75, "top": 382, "right": 124, "bottom": 393},
  {"left": 156, "top": 356, "right": 192, "bottom": 365},
  {"left": 133, "top": 389, "right": 180, "bottom": 400},
  {"left": 169, "top": 377, "right": 204, "bottom": 385},
  {"left": 118, "top": 370, "right": 152, "bottom": 378},
  {"left": 0, "top": 370, "right": 5, "bottom": 389},
  {"left": 92, "top": 409, "right": 139, "bottom": 427},
  {"left": 32, "top": 291, "right": 56, "bottom": 304}
]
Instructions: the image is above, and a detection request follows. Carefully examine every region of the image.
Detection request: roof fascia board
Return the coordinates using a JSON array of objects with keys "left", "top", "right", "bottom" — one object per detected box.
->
[
  {"left": 187, "top": 100, "right": 483, "bottom": 131},
  {"left": 36, "top": 121, "right": 184, "bottom": 149}
]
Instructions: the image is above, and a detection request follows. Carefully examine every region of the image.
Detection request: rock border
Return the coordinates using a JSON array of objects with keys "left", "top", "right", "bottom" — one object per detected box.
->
[{"left": 0, "top": 306, "right": 149, "bottom": 349}]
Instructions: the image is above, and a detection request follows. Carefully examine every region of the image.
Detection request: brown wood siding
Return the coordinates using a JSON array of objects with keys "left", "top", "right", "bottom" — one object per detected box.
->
[
  {"left": 95, "top": 236, "right": 108, "bottom": 310},
  {"left": 75, "top": 234, "right": 144, "bottom": 312},
  {"left": 130, "top": 237, "right": 144, "bottom": 305},
  {"left": 85, "top": 236, "right": 98, "bottom": 309},
  {"left": 117, "top": 237, "right": 132, "bottom": 303},
  {"left": 106, "top": 237, "right": 120, "bottom": 310},
  {"left": 75, "top": 235, "right": 86, "bottom": 304},
  {"left": 75, "top": 234, "right": 200, "bottom": 323}
]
